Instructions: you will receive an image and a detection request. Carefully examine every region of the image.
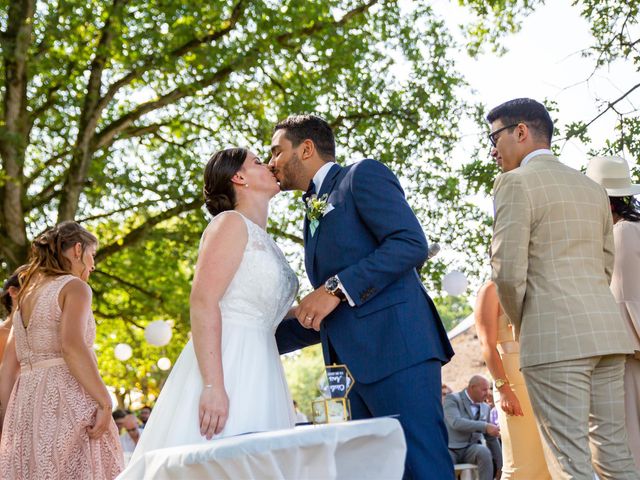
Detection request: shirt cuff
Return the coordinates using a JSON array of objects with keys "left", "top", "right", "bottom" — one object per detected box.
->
[{"left": 335, "top": 275, "right": 355, "bottom": 307}]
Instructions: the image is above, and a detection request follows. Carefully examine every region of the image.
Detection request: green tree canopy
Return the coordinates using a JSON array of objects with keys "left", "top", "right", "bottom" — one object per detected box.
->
[
  {"left": 1, "top": 0, "right": 481, "bottom": 401},
  {"left": 2, "top": 0, "right": 637, "bottom": 402}
]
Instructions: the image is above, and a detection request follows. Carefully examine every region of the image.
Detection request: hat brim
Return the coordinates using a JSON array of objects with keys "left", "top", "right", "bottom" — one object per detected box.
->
[{"left": 606, "top": 184, "right": 640, "bottom": 197}]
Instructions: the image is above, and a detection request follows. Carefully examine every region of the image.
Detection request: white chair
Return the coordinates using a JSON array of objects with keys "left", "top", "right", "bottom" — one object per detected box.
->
[{"left": 454, "top": 463, "right": 479, "bottom": 480}]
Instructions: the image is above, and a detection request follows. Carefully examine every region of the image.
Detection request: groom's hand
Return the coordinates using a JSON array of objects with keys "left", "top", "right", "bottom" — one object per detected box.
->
[{"left": 295, "top": 288, "right": 341, "bottom": 331}]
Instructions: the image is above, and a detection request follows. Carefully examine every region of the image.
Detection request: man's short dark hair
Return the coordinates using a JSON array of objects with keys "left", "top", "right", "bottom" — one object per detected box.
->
[
  {"left": 112, "top": 409, "right": 130, "bottom": 421},
  {"left": 274, "top": 114, "right": 335, "bottom": 161},
  {"left": 486, "top": 98, "right": 554, "bottom": 144}
]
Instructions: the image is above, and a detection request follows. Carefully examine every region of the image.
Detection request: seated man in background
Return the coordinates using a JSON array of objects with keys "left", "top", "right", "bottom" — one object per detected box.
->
[
  {"left": 112, "top": 409, "right": 142, "bottom": 456},
  {"left": 443, "top": 375, "right": 502, "bottom": 480}
]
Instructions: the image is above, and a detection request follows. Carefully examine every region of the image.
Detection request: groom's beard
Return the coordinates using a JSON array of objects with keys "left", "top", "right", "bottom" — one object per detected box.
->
[{"left": 279, "top": 152, "right": 305, "bottom": 191}]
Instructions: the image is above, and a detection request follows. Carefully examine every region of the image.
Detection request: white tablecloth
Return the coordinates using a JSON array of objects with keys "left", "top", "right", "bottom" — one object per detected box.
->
[{"left": 118, "top": 417, "right": 406, "bottom": 479}]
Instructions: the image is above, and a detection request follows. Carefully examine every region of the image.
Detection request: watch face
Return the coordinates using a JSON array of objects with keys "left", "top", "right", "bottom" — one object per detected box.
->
[{"left": 326, "top": 276, "right": 339, "bottom": 291}]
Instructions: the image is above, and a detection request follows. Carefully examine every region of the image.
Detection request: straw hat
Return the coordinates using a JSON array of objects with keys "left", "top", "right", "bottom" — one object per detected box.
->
[{"left": 585, "top": 156, "right": 640, "bottom": 197}]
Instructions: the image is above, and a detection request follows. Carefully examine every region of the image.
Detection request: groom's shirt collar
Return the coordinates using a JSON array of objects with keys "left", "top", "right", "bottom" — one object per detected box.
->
[
  {"left": 521, "top": 148, "right": 553, "bottom": 168},
  {"left": 312, "top": 162, "right": 336, "bottom": 193}
]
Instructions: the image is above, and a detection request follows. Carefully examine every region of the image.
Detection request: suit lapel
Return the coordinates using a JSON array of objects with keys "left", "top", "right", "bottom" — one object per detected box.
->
[
  {"left": 303, "top": 209, "right": 309, "bottom": 247},
  {"left": 460, "top": 390, "right": 474, "bottom": 419},
  {"left": 304, "top": 164, "right": 341, "bottom": 284}
]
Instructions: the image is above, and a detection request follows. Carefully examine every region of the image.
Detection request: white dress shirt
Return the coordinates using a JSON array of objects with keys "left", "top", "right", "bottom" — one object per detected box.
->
[
  {"left": 521, "top": 148, "right": 553, "bottom": 167},
  {"left": 464, "top": 390, "right": 481, "bottom": 419},
  {"left": 312, "top": 162, "right": 335, "bottom": 193}
]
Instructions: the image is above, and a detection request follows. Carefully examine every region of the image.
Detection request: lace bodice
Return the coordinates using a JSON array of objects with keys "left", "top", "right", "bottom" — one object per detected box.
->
[
  {"left": 14, "top": 275, "right": 94, "bottom": 366},
  {"left": 214, "top": 211, "right": 298, "bottom": 331}
]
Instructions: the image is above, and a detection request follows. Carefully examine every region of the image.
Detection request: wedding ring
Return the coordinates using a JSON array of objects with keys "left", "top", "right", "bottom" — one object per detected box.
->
[{"left": 305, "top": 316, "right": 313, "bottom": 321}]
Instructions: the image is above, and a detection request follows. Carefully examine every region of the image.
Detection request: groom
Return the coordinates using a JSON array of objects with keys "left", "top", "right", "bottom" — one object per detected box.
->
[{"left": 269, "top": 114, "right": 454, "bottom": 479}]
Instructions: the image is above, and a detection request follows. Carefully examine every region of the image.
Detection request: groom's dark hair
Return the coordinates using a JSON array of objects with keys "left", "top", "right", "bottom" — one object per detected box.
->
[
  {"left": 486, "top": 98, "right": 554, "bottom": 145},
  {"left": 274, "top": 114, "right": 335, "bottom": 161}
]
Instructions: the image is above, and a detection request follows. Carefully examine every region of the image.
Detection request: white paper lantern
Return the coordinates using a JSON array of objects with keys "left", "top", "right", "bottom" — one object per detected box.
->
[
  {"left": 114, "top": 343, "right": 133, "bottom": 361},
  {"left": 442, "top": 270, "right": 468, "bottom": 296},
  {"left": 144, "top": 320, "right": 173, "bottom": 347},
  {"left": 157, "top": 357, "right": 172, "bottom": 371}
]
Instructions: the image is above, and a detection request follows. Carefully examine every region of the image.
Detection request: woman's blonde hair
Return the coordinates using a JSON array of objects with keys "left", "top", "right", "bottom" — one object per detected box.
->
[{"left": 18, "top": 221, "right": 97, "bottom": 302}]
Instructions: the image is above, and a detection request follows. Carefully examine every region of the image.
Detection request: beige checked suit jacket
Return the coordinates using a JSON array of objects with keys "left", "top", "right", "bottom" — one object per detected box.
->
[{"left": 491, "top": 154, "right": 634, "bottom": 368}]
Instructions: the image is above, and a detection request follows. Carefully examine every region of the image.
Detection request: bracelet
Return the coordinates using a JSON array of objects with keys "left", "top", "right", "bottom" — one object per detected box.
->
[{"left": 203, "top": 384, "right": 214, "bottom": 388}]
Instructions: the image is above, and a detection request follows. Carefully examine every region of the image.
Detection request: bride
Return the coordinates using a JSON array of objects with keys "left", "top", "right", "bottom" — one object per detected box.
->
[{"left": 126, "top": 148, "right": 317, "bottom": 465}]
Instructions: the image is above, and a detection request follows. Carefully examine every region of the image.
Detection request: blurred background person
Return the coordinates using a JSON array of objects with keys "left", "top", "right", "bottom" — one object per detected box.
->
[
  {"left": 443, "top": 375, "right": 502, "bottom": 480},
  {"left": 293, "top": 400, "right": 308, "bottom": 424},
  {"left": 0, "top": 266, "right": 26, "bottom": 362},
  {"left": 485, "top": 394, "right": 499, "bottom": 429},
  {"left": 587, "top": 155, "right": 640, "bottom": 469},
  {"left": 138, "top": 405, "right": 152, "bottom": 428},
  {"left": 442, "top": 384, "right": 453, "bottom": 403},
  {"left": 0, "top": 221, "right": 122, "bottom": 479},
  {"left": 112, "top": 409, "right": 142, "bottom": 466},
  {"left": 475, "top": 280, "right": 551, "bottom": 479}
]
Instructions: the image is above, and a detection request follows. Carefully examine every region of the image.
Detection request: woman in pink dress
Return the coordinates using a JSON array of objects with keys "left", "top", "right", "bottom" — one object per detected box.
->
[{"left": 0, "top": 221, "right": 123, "bottom": 479}]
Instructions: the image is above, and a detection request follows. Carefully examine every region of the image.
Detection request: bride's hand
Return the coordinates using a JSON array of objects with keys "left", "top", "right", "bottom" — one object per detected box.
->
[
  {"left": 199, "top": 386, "right": 229, "bottom": 439},
  {"left": 499, "top": 387, "right": 524, "bottom": 417}
]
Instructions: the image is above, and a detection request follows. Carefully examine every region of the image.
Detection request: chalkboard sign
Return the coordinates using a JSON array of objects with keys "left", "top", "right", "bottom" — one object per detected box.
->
[{"left": 326, "top": 364, "right": 354, "bottom": 399}]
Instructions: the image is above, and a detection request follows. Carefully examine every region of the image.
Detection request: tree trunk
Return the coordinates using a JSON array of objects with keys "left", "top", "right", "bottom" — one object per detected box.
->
[{"left": 0, "top": 0, "right": 36, "bottom": 271}]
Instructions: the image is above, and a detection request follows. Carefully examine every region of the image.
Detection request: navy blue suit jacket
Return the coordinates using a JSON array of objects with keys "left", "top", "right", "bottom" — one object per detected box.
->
[{"left": 304, "top": 160, "right": 453, "bottom": 384}]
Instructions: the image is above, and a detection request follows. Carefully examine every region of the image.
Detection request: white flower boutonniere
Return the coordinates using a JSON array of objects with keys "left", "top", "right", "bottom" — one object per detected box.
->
[{"left": 305, "top": 193, "right": 329, "bottom": 236}]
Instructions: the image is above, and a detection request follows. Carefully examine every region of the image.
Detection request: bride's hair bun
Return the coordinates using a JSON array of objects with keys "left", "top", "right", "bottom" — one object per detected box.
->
[
  {"left": 204, "top": 193, "right": 233, "bottom": 216},
  {"left": 203, "top": 148, "right": 248, "bottom": 216}
]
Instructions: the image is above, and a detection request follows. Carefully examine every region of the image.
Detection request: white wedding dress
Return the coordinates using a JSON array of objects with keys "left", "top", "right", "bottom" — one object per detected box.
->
[{"left": 126, "top": 211, "right": 298, "bottom": 466}]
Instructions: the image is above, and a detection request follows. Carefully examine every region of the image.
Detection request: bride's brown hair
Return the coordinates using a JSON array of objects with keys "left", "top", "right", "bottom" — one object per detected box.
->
[
  {"left": 17, "top": 221, "right": 97, "bottom": 302},
  {"left": 203, "top": 148, "right": 248, "bottom": 216}
]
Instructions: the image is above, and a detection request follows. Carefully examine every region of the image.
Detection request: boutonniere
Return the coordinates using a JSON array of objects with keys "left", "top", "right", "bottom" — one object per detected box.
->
[{"left": 305, "top": 193, "right": 329, "bottom": 236}]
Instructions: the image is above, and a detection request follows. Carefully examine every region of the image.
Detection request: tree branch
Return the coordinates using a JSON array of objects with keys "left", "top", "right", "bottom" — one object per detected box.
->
[
  {"left": 92, "top": 63, "right": 238, "bottom": 152},
  {"left": 561, "top": 82, "right": 640, "bottom": 142},
  {"left": 57, "top": 0, "right": 131, "bottom": 222},
  {"left": 76, "top": 198, "right": 166, "bottom": 223},
  {"left": 28, "top": 60, "right": 76, "bottom": 130},
  {"left": 92, "top": 1, "right": 380, "bottom": 155},
  {"left": 331, "top": 109, "right": 407, "bottom": 127},
  {"left": 26, "top": 181, "right": 63, "bottom": 211},
  {"left": 81, "top": 0, "right": 131, "bottom": 138},
  {"left": 93, "top": 269, "right": 162, "bottom": 300},
  {"left": 93, "top": 309, "right": 145, "bottom": 329},
  {"left": 94, "top": 0, "right": 247, "bottom": 115},
  {"left": 115, "top": 122, "right": 170, "bottom": 142},
  {"left": 266, "top": 226, "right": 303, "bottom": 245},
  {"left": 276, "top": 0, "right": 378, "bottom": 46},
  {"left": 95, "top": 197, "right": 201, "bottom": 261},
  {"left": 24, "top": 148, "right": 72, "bottom": 190}
]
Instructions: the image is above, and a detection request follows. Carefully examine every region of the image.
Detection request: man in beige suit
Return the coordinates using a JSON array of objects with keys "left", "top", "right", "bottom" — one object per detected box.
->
[{"left": 488, "top": 98, "right": 638, "bottom": 479}]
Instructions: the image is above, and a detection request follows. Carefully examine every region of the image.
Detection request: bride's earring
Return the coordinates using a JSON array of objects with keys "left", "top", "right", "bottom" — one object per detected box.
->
[{"left": 244, "top": 183, "right": 249, "bottom": 188}]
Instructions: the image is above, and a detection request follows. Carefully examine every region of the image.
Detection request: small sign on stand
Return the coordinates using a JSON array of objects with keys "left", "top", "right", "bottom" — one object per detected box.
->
[{"left": 312, "top": 364, "right": 354, "bottom": 424}]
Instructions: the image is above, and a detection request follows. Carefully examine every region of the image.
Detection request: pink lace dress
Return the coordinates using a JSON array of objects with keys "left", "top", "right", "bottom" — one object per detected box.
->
[{"left": 0, "top": 275, "right": 123, "bottom": 479}]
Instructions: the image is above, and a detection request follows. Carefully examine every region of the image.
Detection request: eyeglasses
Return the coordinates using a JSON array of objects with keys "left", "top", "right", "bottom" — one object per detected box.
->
[{"left": 488, "top": 123, "right": 520, "bottom": 147}]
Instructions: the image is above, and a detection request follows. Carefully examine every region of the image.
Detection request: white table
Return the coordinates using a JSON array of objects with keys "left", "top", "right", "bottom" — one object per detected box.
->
[{"left": 118, "top": 417, "right": 406, "bottom": 479}]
